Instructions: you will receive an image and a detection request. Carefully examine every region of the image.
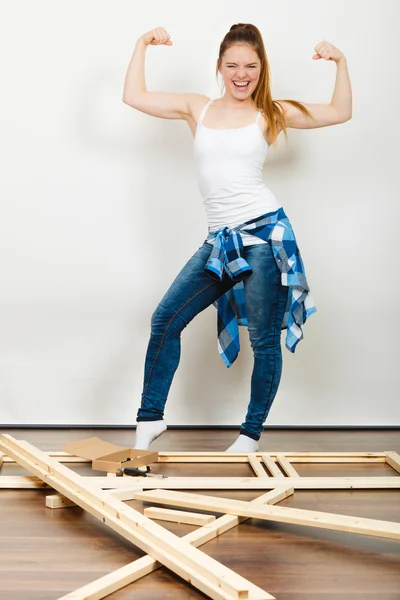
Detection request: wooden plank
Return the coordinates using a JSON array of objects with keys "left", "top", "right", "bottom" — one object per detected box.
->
[
  {"left": 2, "top": 452, "right": 386, "bottom": 464},
  {"left": 134, "top": 489, "right": 400, "bottom": 541},
  {"left": 93, "top": 476, "right": 400, "bottom": 490},
  {"left": 385, "top": 451, "right": 400, "bottom": 474},
  {"left": 156, "top": 451, "right": 387, "bottom": 462},
  {"left": 0, "top": 435, "right": 269, "bottom": 600},
  {"left": 248, "top": 455, "right": 268, "bottom": 477},
  {"left": 275, "top": 455, "right": 300, "bottom": 478},
  {"left": 157, "top": 452, "right": 387, "bottom": 457},
  {"left": 261, "top": 455, "right": 285, "bottom": 478},
  {"left": 0, "top": 451, "right": 4, "bottom": 468},
  {"left": 46, "top": 494, "right": 77, "bottom": 509},
  {"left": 97, "top": 476, "right": 400, "bottom": 490},
  {"left": 57, "top": 488, "right": 291, "bottom": 600},
  {"left": 3, "top": 436, "right": 256, "bottom": 600},
  {"left": 104, "top": 476, "right": 400, "bottom": 500},
  {"left": 2, "top": 473, "right": 399, "bottom": 491},
  {"left": 1, "top": 436, "right": 252, "bottom": 600},
  {"left": 275, "top": 457, "right": 386, "bottom": 463},
  {"left": 0, "top": 475, "right": 50, "bottom": 489},
  {"left": 158, "top": 456, "right": 386, "bottom": 464},
  {"left": 2, "top": 453, "right": 91, "bottom": 464},
  {"left": 144, "top": 507, "right": 216, "bottom": 526}
]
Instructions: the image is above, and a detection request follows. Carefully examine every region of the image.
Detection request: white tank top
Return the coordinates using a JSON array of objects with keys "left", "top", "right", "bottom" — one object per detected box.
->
[{"left": 193, "top": 99, "right": 282, "bottom": 246}]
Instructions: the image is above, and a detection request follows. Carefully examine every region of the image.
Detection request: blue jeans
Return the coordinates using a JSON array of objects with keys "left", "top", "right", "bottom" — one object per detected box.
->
[{"left": 137, "top": 241, "right": 289, "bottom": 440}]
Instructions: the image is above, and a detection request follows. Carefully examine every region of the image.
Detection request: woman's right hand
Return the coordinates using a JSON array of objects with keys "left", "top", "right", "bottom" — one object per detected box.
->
[{"left": 139, "top": 27, "right": 173, "bottom": 46}]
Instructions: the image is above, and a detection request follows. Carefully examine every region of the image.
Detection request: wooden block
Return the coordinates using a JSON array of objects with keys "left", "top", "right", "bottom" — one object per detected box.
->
[
  {"left": 248, "top": 455, "right": 268, "bottom": 477},
  {"left": 275, "top": 455, "right": 300, "bottom": 478},
  {"left": 0, "top": 451, "right": 4, "bottom": 468},
  {"left": 385, "top": 451, "right": 400, "bottom": 474},
  {"left": 134, "top": 489, "right": 400, "bottom": 541},
  {"left": 0, "top": 434, "right": 270, "bottom": 600},
  {"left": 57, "top": 487, "right": 291, "bottom": 600},
  {"left": 46, "top": 494, "right": 77, "bottom": 509},
  {"left": 144, "top": 507, "right": 216, "bottom": 526}
]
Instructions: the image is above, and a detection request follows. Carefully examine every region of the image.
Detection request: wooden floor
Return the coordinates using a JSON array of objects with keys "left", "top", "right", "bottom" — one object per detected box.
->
[{"left": 0, "top": 428, "right": 399, "bottom": 600}]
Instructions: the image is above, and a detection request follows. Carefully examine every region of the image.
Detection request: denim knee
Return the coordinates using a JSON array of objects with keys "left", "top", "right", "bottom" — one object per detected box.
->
[
  {"left": 248, "top": 328, "right": 277, "bottom": 355},
  {"left": 150, "top": 302, "right": 188, "bottom": 339}
]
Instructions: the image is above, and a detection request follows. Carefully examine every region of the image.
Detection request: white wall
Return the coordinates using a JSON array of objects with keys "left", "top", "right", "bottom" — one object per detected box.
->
[{"left": 0, "top": 0, "right": 398, "bottom": 426}]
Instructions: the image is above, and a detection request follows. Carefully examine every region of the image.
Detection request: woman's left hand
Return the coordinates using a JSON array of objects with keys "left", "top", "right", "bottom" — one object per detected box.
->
[{"left": 313, "top": 40, "right": 345, "bottom": 63}]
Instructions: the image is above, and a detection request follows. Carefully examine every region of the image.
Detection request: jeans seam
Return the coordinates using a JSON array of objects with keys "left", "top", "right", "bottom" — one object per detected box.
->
[
  {"left": 247, "top": 286, "right": 282, "bottom": 436},
  {"left": 143, "top": 281, "right": 216, "bottom": 396},
  {"left": 260, "top": 289, "right": 283, "bottom": 424}
]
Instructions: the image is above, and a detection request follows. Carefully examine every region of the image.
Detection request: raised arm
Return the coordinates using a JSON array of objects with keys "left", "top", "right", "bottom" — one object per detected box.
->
[
  {"left": 122, "top": 27, "right": 206, "bottom": 120},
  {"left": 278, "top": 41, "right": 352, "bottom": 129}
]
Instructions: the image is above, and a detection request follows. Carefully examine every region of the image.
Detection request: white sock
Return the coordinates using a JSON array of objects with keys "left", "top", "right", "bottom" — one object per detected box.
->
[
  {"left": 225, "top": 434, "right": 259, "bottom": 453},
  {"left": 134, "top": 420, "right": 167, "bottom": 450}
]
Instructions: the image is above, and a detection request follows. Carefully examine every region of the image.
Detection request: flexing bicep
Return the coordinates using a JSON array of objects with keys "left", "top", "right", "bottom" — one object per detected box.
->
[
  {"left": 123, "top": 92, "right": 207, "bottom": 121},
  {"left": 277, "top": 100, "right": 350, "bottom": 129}
]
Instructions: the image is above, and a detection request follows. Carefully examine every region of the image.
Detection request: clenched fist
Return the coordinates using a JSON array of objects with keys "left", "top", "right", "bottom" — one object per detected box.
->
[
  {"left": 313, "top": 40, "right": 345, "bottom": 63},
  {"left": 140, "top": 27, "right": 173, "bottom": 47}
]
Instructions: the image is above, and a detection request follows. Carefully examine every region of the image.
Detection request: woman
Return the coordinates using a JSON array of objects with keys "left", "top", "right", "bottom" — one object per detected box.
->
[{"left": 122, "top": 24, "right": 352, "bottom": 452}]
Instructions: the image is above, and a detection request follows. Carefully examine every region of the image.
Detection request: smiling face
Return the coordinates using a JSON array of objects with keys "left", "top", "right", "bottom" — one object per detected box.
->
[{"left": 219, "top": 43, "right": 261, "bottom": 100}]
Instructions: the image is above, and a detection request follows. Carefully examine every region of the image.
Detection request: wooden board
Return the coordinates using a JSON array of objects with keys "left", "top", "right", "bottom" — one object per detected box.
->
[
  {"left": 144, "top": 507, "right": 216, "bottom": 526},
  {"left": 57, "top": 487, "right": 292, "bottom": 600},
  {"left": 248, "top": 456, "right": 268, "bottom": 477},
  {"left": 134, "top": 489, "right": 400, "bottom": 541},
  {"left": 2, "top": 473, "right": 400, "bottom": 492},
  {"left": 0, "top": 434, "right": 270, "bottom": 600},
  {"left": 275, "top": 455, "right": 299, "bottom": 478}
]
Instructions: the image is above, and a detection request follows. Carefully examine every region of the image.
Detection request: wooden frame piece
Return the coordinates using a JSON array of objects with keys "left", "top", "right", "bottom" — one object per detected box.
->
[
  {"left": 156, "top": 451, "right": 390, "bottom": 463},
  {"left": 248, "top": 455, "right": 268, "bottom": 477},
  {"left": 2, "top": 451, "right": 399, "bottom": 494},
  {"left": 57, "top": 487, "right": 292, "bottom": 600},
  {"left": 133, "top": 488, "right": 400, "bottom": 541},
  {"left": 275, "top": 455, "right": 300, "bottom": 477},
  {"left": 261, "top": 455, "right": 285, "bottom": 477},
  {"left": 1, "top": 441, "right": 399, "bottom": 600},
  {"left": 2, "top": 474, "right": 400, "bottom": 491},
  {"left": 144, "top": 507, "right": 216, "bottom": 525},
  {"left": 2, "top": 451, "right": 91, "bottom": 464},
  {"left": 1, "top": 450, "right": 391, "bottom": 464},
  {"left": 0, "top": 434, "right": 271, "bottom": 600},
  {"left": 0, "top": 475, "right": 50, "bottom": 489}
]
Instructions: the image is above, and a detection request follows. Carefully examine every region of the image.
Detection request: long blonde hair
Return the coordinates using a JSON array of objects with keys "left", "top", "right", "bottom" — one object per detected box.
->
[{"left": 216, "top": 23, "right": 312, "bottom": 146}]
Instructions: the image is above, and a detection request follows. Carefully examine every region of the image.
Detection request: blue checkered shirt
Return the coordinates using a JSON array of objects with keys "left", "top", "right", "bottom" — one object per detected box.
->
[{"left": 204, "top": 207, "right": 316, "bottom": 367}]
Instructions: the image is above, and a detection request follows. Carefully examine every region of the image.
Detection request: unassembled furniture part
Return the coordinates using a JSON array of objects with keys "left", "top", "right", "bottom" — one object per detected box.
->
[{"left": 0, "top": 434, "right": 399, "bottom": 600}]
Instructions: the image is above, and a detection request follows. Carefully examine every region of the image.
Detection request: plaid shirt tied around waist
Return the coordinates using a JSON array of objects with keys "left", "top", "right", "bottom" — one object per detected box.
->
[{"left": 204, "top": 207, "right": 316, "bottom": 367}]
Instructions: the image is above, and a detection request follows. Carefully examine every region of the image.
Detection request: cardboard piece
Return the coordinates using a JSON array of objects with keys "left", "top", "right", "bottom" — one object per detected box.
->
[{"left": 61, "top": 437, "right": 158, "bottom": 473}]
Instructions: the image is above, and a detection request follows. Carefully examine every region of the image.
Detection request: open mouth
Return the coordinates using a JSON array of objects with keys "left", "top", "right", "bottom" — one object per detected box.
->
[{"left": 233, "top": 81, "right": 250, "bottom": 90}]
